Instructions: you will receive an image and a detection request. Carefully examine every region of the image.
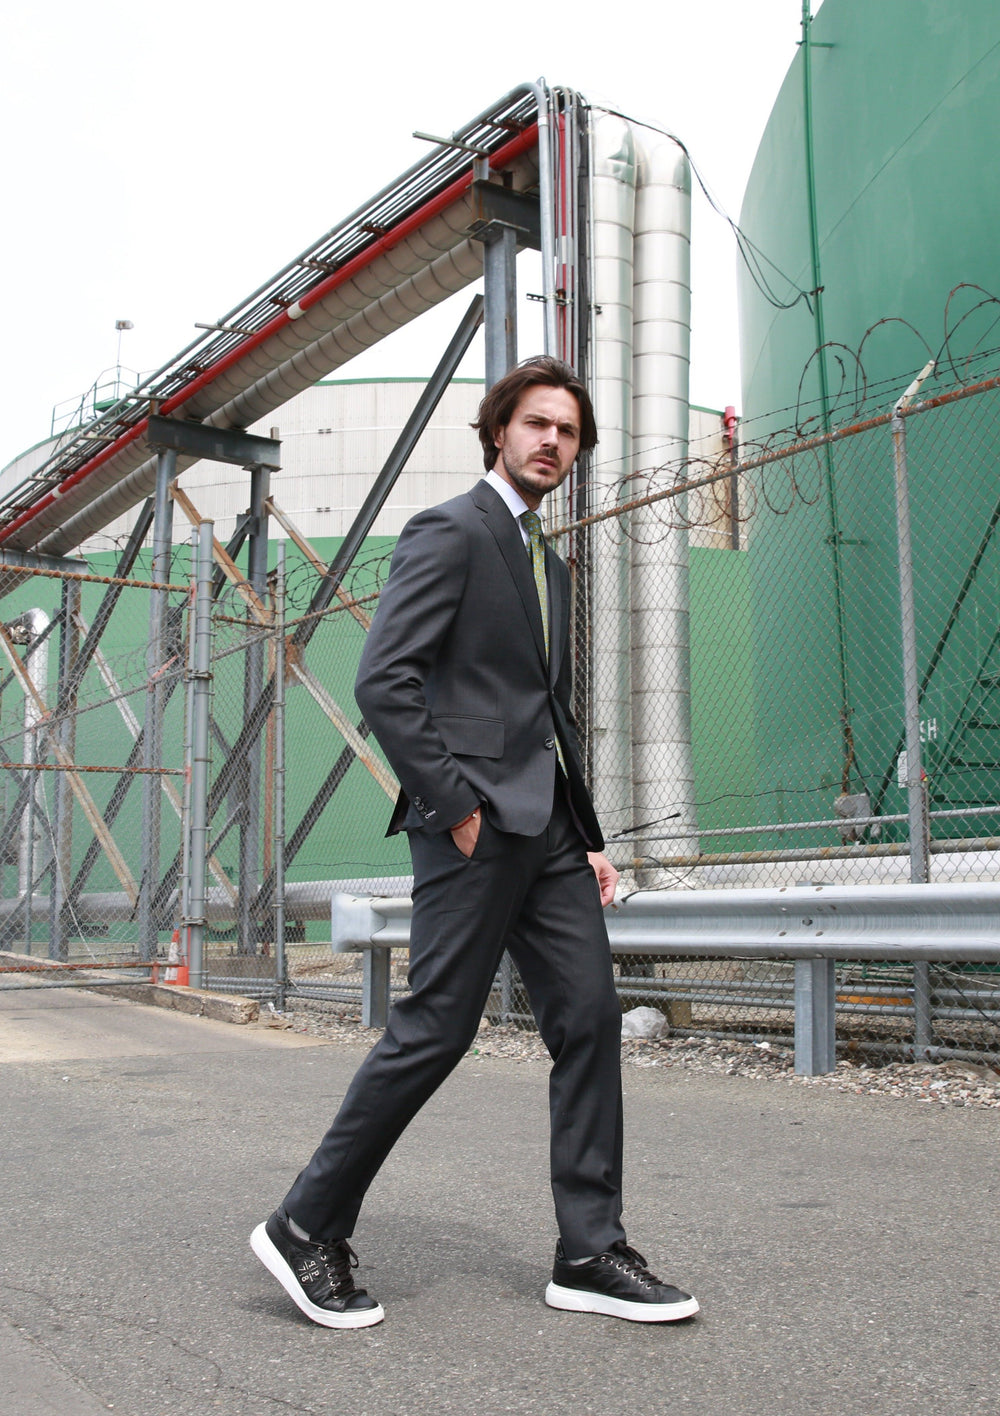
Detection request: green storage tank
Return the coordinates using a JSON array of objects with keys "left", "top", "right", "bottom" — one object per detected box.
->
[{"left": 736, "top": 1, "right": 1000, "bottom": 848}]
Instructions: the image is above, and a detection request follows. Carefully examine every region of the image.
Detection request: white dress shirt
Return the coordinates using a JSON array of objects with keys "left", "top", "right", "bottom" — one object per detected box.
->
[{"left": 485, "top": 468, "right": 532, "bottom": 547}]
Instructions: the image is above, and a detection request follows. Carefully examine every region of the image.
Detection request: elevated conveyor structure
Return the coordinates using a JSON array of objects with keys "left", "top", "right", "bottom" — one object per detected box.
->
[
  {"left": 0, "top": 81, "right": 695, "bottom": 876},
  {"left": 0, "top": 88, "right": 547, "bottom": 558}
]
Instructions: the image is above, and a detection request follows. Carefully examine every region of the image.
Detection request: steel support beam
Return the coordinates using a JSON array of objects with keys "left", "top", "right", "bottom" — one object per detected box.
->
[
  {"left": 470, "top": 174, "right": 520, "bottom": 389},
  {"left": 480, "top": 223, "right": 518, "bottom": 389},
  {"left": 0, "top": 548, "right": 87, "bottom": 604},
  {"left": 273, "top": 542, "right": 287, "bottom": 1010},
  {"left": 184, "top": 520, "right": 214, "bottom": 990},
  {"left": 237, "top": 462, "right": 270, "bottom": 954},
  {"left": 48, "top": 579, "right": 80, "bottom": 960},
  {"left": 470, "top": 179, "right": 541, "bottom": 248},
  {"left": 139, "top": 450, "right": 175, "bottom": 958},
  {"left": 146, "top": 415, "right": 280, "bottom": 471}
]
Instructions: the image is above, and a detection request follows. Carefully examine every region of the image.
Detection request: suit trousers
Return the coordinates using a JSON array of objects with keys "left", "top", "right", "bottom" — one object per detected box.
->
[{"left": 282, "top": 782, "right": 626, "bottom": 1259}]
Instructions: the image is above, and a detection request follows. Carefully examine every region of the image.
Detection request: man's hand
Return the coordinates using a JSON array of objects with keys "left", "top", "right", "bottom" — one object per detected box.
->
[
  {"left": 450, "top": 807, "right": 482, "bottom": 858},
  {"left": 587, "top": 851, "right": 619, "bottom": 907}
]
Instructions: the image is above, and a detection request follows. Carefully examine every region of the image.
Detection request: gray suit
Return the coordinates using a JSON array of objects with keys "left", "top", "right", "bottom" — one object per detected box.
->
[
  {"left": 360, "top": 478, "right": 603, "bottom": 846},
  {"left": 282, "top": 478, "right": 626, "bottom": 1259}
]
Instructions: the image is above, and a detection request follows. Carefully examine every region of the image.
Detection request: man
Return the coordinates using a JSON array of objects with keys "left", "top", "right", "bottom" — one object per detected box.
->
[{"left": 251, "top": 356, "right": 698, "bottom": 1328}]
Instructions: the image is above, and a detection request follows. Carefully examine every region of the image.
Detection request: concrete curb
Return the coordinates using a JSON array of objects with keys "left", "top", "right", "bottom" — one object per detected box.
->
[
  {"left": 0, "top": 950, "right": 259, "bottom": 1025},
  {"left": 101, "top": 981, "right": 260, "bottom": 1024}
]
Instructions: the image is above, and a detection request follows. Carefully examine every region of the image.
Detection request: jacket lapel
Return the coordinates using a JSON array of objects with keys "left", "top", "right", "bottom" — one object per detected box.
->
[{"left": 470, "top": 480, "right": 548, "bottom": 670}]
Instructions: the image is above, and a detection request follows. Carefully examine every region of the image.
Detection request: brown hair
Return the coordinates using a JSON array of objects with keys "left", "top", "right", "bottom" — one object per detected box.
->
[{"left": 471, "top": 356, "right": 598, "bottom": 471}]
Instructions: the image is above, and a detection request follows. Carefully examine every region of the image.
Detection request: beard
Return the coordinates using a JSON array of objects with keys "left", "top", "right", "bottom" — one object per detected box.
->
[{"left": 499, "top": 446, "right": 568, "bottom": 502}]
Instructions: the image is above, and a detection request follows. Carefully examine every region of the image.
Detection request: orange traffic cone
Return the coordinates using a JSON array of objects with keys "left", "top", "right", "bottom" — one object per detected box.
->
[{"left": 164, "top": 927, "right": 189, "bottom": 987}]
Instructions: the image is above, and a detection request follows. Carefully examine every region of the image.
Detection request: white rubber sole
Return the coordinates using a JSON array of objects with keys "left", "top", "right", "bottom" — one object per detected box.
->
[
  {"left": 545, "top": 1280, "right": 699, "bottom": 1323},
  {"left": 250, "top": 1223, "right": 385, "bottom": 1329}
]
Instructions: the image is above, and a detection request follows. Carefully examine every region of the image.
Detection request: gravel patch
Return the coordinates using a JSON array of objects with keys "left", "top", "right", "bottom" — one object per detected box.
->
[{"left": 271, "top": 1004, "right": 1000, "bottom": 1110}]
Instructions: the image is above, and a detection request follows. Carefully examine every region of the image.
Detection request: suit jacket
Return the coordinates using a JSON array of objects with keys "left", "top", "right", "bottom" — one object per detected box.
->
[{"left": 354, "top": 478, "right": 603, "bottom": 850}]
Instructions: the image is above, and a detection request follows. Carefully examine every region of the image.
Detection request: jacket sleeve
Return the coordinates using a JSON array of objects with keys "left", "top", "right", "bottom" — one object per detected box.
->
[{"left": 354, "top": 505, "right": 481, "bottom": 833}]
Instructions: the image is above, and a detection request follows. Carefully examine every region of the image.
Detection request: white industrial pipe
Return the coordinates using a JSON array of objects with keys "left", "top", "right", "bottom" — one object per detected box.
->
[
  {"left": 629, "top": 127, "right": 696, "bottom": 871},
  {"left": 587, "top": 111, "right": 637, "bottom": 854},
  {"left": 47, "top": 237, "right": 491, "bottom": 547},
  {"left": 29, "top": 149, "right": 540, "bottom": 557},
  {"left": 586, "top": 112, "right": 695, "bottom": 870}
]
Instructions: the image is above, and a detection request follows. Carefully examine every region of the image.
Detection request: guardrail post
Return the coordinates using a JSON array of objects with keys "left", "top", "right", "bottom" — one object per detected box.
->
[
  {"left": 793, "top": 958, "right": 837, "bottom": 1075},
  {"left": 498, "top": 954, "right": 514, "bottom": 1020},
  {"left": 362, "top": 949, "right": 391, "bottom": 1029}
]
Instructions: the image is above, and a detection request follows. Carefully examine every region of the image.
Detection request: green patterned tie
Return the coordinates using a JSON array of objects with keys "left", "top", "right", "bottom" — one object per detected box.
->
[
  {"left": 522, "top": 510, "right": 566, "bottom": 772},
  {"left": 521, "top": 510, "right": 550, "bottom": 660}
]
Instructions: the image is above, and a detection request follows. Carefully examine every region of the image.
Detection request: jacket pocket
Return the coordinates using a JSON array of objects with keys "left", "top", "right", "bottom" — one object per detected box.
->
[{"left": 433, "top": 714, "right": 504, "bottom": 759}]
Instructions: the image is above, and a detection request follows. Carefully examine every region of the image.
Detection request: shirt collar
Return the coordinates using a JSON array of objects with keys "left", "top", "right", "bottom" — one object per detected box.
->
[{"left": 485, "top": 468, "right": 532, "bottom": 543}]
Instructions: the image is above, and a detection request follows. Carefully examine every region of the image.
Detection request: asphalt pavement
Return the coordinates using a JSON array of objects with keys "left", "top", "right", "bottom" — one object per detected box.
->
[{"left": 1, "top": 984, "right": 997, "bottom": 1416}]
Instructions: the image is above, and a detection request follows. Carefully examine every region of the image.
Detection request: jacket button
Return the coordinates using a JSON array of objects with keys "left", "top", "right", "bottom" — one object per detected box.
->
[{"left": 544, "top": 737, "right": 555, "bottom": 750}]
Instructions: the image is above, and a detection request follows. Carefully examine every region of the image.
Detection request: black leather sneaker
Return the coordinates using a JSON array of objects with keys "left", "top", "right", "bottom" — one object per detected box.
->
[
  {"left": 545, "top": 1239, "right": 699, "bottom": 1323},
  {"left": 250, "top": 1207, "right": 384, "bottom": 1328}
]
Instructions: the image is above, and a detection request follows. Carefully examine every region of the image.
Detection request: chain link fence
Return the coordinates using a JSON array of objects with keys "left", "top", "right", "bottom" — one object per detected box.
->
[
  {"left": 559, "top": 353, "right": 1000, "bottom": 1066},
  {"left": 0, "top": 550, "right": 193, "bottom": 982},
  {"left": 3, "top": 356, "right": 1000, "bottom": 1068}
]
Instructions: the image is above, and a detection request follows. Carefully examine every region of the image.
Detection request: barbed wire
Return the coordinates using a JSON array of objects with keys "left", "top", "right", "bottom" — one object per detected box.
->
[{"left": 4, "top": 296, "right": 1000, "bottom": 890}]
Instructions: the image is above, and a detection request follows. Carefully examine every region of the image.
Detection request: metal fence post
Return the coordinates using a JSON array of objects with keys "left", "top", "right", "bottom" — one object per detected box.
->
[
  {"left": 273, "top": 541, "right": 287, "bottom": 1011},
  {"left": 22, "top": 728, "right": 37, "bottom": 953},
  {"left": 237, "top": 462, "right": 269, "bottom": 956},
  {"left": 179, "top": 530, "right": 198, "bottom": 943},
  {"left": 49, "top": 579, "right": 80, "bottom": 961},
  {"left": 19, "top": 609, "right": 51, "bottom": 953},
  {"left": 891, "top": 362, "right": 936, "bottom": 1057},
  {"left": 139, "top": 447, "right": 175, "bottom": 960},
  {"left": 185, "top": 519, "right": 214, "bottom": 990}
]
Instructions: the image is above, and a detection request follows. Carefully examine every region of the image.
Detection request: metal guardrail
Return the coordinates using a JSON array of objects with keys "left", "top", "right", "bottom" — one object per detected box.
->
[{"left": 330, "top": 883, "right": 1000, "bottom": 1075}]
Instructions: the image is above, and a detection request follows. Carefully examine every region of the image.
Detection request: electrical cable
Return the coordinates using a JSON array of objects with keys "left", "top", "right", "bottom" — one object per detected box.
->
[{"left": 590, "top": 103, "right": 813, "bottom": 312}]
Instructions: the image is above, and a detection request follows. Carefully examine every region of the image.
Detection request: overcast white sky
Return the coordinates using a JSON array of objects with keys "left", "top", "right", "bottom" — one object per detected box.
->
[{"left": 0, "top": 0, "right": 808, "bottom": 468}]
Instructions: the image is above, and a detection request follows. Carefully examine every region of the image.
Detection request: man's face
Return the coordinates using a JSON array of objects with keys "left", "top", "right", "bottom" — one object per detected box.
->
[{"left": 493, "top": 384, "right": 582, "bottom": 509}]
